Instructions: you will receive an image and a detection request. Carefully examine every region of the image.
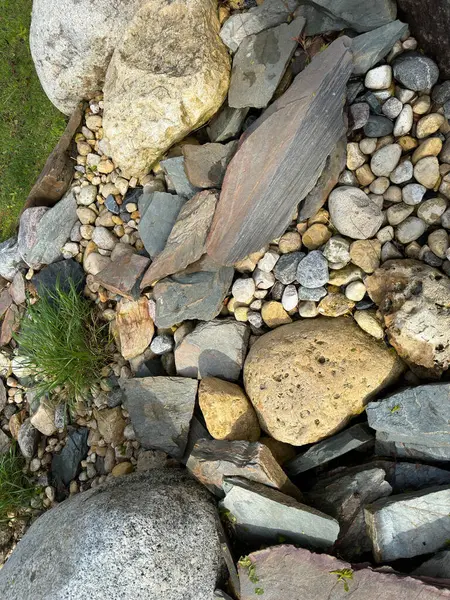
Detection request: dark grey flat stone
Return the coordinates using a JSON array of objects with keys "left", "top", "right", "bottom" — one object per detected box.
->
[
  {"left": 51, "top": 427, "right": 88, "bottom": 496},
  {"left": 351, "top": 20, "right": 408, "bottom": 75},
  {"left": 138, "top": 192, "right": 186, "bottom": 258}
]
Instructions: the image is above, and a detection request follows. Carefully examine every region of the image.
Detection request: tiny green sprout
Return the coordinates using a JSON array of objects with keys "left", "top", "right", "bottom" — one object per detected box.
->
[
  {"left": 255, "top": 588, "right": 264, "bottom": 595},
  {"left": 445, "top": 539, "right": 450, "bottom": 547},
  {"left": 219, "top": 507, "right": 237, "bottom": 525},
  {"left": 390, "top": 404, "right": 401, "bottom": 413},
  {"left": 238, "top": 556, "right": 252, "bottom": 569},
  {"left": 330, "top": 568, "right": 353, "bottom": 592},
  {"left": 238, "top": 556, "right": 259, "bottom": 584}
]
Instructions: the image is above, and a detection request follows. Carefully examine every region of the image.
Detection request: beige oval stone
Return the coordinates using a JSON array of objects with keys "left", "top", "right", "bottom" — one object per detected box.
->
[
  {"left": 199, "top": 377, "right": 261, "bottom": 442},
  {"left": 416, "top": 113, "right": 445, "bottom": 139},
  {"left": 244, "top": 318, "right": 403, "bottom": 445},
  {"left": 356, "top": 164, "right": 375, "bottom": 186},
  {"left": 302, "top": 224, "right": 331, "bottom": 249},
  {"left": 278, "top": 231, "right": 302, "bottom": 254},
  {"left": 261, "top": 301, "right": 292, "bottom": 328},
  {"left": 111, "top": 462, "right": 134, "bottom": 477},
  {"left": 350, "top": 239, "right": 381, "bottom": 273},
  {"left": 412, "top": 137, "right": 443, "bottom": 165},
  {"left": 353, "top": 310, "right": 384, "bottom": 340},
  {"left": 346, "top": 142, "right": 366, "bottom": 170},
  {"left": 397, "top": 135, "right": 418, "bottom": 152},
  {"left": 413, "top": 156, "right": 440, "bottom": 189}
]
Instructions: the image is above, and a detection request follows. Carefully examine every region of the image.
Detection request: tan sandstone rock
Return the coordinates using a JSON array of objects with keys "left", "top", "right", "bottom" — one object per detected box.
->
[
  {"left": 244, "top": 318, "right": 403, "bottom": 446},
  {"left": 103, "top": 0, "right": 230, "bottom": 177},
  {"left": 115, "top": 297, "right": 154, "bottom": 360}
]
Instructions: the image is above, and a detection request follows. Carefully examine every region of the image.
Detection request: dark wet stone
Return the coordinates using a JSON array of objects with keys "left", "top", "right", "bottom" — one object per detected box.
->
[{"left": 364, "top": 115, "right": 394, "bottom": 137}]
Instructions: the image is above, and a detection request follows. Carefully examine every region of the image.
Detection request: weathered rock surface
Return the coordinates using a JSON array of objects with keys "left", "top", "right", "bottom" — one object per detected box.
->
[
  {"left": 95, "top": 252, "right": 150, "bottom": 299},
  {"left": 365, "top": 260, "right": 450, "bottom": 377},
  {"left": 29, "top": 0, "right": 143, "bottom": 114},
  {"left": 93, "top": 407, "right": 126, "bottom": 446},
  {"left": 238, "top": 545, "right": 450, "bottom": 600},
  {"left": 220, "top": 478, "right": 339, "bottom": 549},
  {"left": 391, "top": 462, "right": 450, "bottom": 493},
  {"left": 138, "top": 192, "right": 186, "bottom": 259},
  {"left": 0, "top": 238, "right": 25, "bottom": 282},
  {"left": 51, "top": 427, "right": 88, "bottom": 492},
  {"left": 393, "top": 51, "right": 440, "bottom": 91},
  {"left": 0, "top": 471, "right": 223, "bottom": 600},
  {"left": 207, "top": 103, "right": 249, "bottom": 142},
  {"left": 102, "top": 0, "right": 230, "bottom": 177},
  {"left": 207, "top": 37, "right": 353, "bottom": 265},
  {"left": 376, "top": 438, "right": 450, "bottom": 463},
  {"left": 365, "top": 485, "right": 450, "bottom": 562},
  {"left": 30, "top": 400, "right": 57, "bottom": 436},
  {"left": 175, "top": 319, "right": 249, "bottom": 381},
  {"left": 141, "top": 190, "right": 218, "bottom": 287},
  {"left": 121, "top": 377, "right": 197, "bottom": 458},
  {"left": 328, "top": 186, "right": 384, "bottom": 239},
  {"left": 351, "top": 21, "right": 408, "bottom": 75},
  {"left": 32, "top": 259, "right": 84, "bottom": 298},
  {"left": 244, "top": 318, "right": 403, "bottom": 445},
  {"left": 183, "top": 143, "right": 237, "bottom": 189},
  {"left": 115, "top": 297, "right": 154, "bottom": 360},
  {"left": 414, "top": 550, "right": 450, "bottom": 579},
  {"left": 160, "top": 156, "right": 201, "bottom": 200}
]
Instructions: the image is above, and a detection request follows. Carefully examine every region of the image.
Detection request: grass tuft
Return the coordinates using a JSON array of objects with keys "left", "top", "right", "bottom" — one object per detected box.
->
[
  {"left": 16, "top": 281, "right": 112, "bottom": 405},
  {"left": 0, "top": 446, "right": 36, "bottom": 522}
]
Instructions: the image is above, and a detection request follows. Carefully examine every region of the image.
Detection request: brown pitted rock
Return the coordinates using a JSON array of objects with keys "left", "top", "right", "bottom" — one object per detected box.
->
[
  {"left": 366, "top": 259, "right": 450, "bottom": 378},
  {"left": 244, "top": 318, "right": 403, "bottom": 446}
]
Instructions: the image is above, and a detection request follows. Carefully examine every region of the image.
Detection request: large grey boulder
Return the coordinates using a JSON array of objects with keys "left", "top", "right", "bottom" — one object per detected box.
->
[
  {"left": 0, "top": 470, "right": 224, "bottom": 599},
  {"left": 30, "top": 0, "right": 143, "bottom": 115}
]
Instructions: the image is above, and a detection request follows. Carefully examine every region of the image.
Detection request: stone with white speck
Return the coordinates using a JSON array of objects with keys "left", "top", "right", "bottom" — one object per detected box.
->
[
  {"left": 382, "top": 97, "right": 403, "bottom": 119},
  {"left": 273, "top": 252, "right": 304, "bottom": 284},
  {"left": 322, "top": 236, "right": 351, "bottom": 265},
  {"left": 253, "top": 268, "right": 275, "bottom": 289},
  {"left": 402, "top": 183, "right": 426, "bottom": 205},
  {"left": 393, "top": 52, "right": 439, "bottom": 91},
  {"left": 257, "top": 250, "right": 280, "bottom": 273},
  {"left": 150, "top": 334, "right": 174, "bottom": 355},
  {"left": 296, "top": 250, "right": 328, "bottom": 288},
  {"left": 77, "top": 185, "right": 97, "bottom": 206},
  {"left": 298, "top": 301, "right": 318, "bottom": 318}
]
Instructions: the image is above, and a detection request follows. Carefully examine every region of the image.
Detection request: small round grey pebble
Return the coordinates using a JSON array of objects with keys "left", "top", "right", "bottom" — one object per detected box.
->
[
  {"left": 248, "top": 311, "right": 263, "bottom": 329},
  {"left": 389, "top": 160, "right": 413, "bottom": 184},
  {"left": 296, "top": 250, "right": 329, "bottom": 288},
  {"left": 253, "top": 268, "right": 275, "bottom": 290},
  {"left": 273, "top": 252, "right": 304, "bottom": 285},
  {"left": 150, "top": 334, "right": 174, "bottom": 355},
  {"left": 393, "top": 52, "right": 439, "bottom": 91},
  {"left": 396, "top": 216, "right": 427, "bottom": 244},
  {"left": 297, "top": 286, "right": 327, "bottom": 301},
  {"left": 402, "top": 183, "right": 426, "bottom": 206},
  {"left": 382, "top": 96, "right": 403, "bottom": 119}
]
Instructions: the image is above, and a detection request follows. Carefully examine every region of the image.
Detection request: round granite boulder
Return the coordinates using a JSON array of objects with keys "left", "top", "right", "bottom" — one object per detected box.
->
[
  {"left": 244, "top": 318, "right": 404, "bottom": 446},
  {"left": 0, "top": 470, "right": 223, "bottom": 600}
]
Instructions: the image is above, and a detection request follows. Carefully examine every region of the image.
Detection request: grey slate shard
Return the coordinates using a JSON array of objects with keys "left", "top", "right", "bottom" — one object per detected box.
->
[
  {"left": 296, "top": 3, "right": 347, "bottom": 36},
  {"left": 0, "top": 430, "right": 11, "bottom": 455},
  {"left": 138, "top": 191, "right": 186, "bottom": 259},
  {"left": 51, "top": 427, "right": 88, "bottom": 495},
  {"left": 414, "top": 550, "right": 450, "bottom": 579},
  {"left": 0, "top": 237, "right": 25, "bottom": 282},
  {"left": 228, "top": 17, "right": 306, "bottom": 110},
  {"left": 32, "top": 259, "right": 85, "bottom": 299},
  {"left": 365, "top": 485, "right": 450, "bottom": 562},
  {"left": 207, "top": 103, "right": 249, "bottom": 143},
  {"left": 391, "top": 463, "right": 450, "bottom": 493},
  {"left": 375, "top": 438, "right": 450, "bottom": 463},
  {"left": 160, "top": 156, "right": 201, "bottom": 199},
  {"left": 220, "top": 477, "right": 339, "bottom": 550},
  {"left": 120, "top": 376, "right": 198, "bottom": 459},
  {"left": 351, "top": 21, "right": 408, "bottom": 75},
  {"left": 181, "top": 416, "right": 212, "bottom": 465},
  {"left": 366, "top": 383, "right": 450, "bottom": 447},
  {"left": 285, "top": 423, "right": 374, "bottom": 476}
]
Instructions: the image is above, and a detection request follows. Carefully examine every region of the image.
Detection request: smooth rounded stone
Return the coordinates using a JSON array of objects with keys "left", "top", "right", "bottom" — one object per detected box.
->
[
  {"left": 402, "top": 183, "right": 426, "bottom": 205},
  {"left": 261, "top": 301, "right": 292, "bottom": 328},
  {"left": 414, "top": 156, "right": 440, "bottom": 189},
  {"left": 393, "top": 52, "right": 439, "bottom": 92},
  {"left": 412, "top": 94, "right": 431, "bottom": 114},
  {"left": 301, "top": 224, "right": 331, "bottom": 250},
  {"left": 328, "top": 264, "right": 364, "bottom": 286},
  {"left": 369, "top": 177, "right": 390, "bottom": 195},
  {"left": 328, "top": 186, "right": 383, "bottom": 239},
  {"left": 346, "top": 142, "right": 367, "bottom": 170},
  {"left": 281, "top": 285, "right": 298, "bottom": 312},
  {"left": 247, "top": 311, "right": 263, "bottom": 329},
  {"left": 297, "top": 286, "right": 327, "bottom": 302},
  {"left": 365, "top": 65, "right": 392, "bottom": 90},
  {"left": 244, "top": 318, "right": 403, "bottom": 445},
  {"left": 359, "top": 138, "right": 377, "bottom": 154},
  {"left": 354, "top": 310, "right": 384, "bottom": 339},
  {"left": 91, "top": 226, "right": 117, "bottom": 251},
  {"left": 393, "top": 104, "right": 413, "bottom": 137},
  {"left": 432, "top": 81, "right": 450, "bottom": 105},
  {"left": 398, "top": 135, "right": 418, "bottom": 152},
  {"left": 318, "top": 292, "right": 355, "bottom": 317},
  {"left": 338, "top": 170, "right": 358, "bottom": 186},
  {"left": 442, "top": 208, "right": 450, "bottom": 229},
  {"left": 278, "top": 231, "right": 302, "bottom": 253},
  {"left": 368, "top": 193, "right": 384, "bottom": 209},
  {"left": 273, "top": 252, "right": 304, "bottom": 285},
  {"left": 370, "top": 144, "right": 402, "bottom": 177},
  {"left": 350, "top": 239, "right": 381, "bottom": 274},
  {"left": 296, "top": 250, "right": 328, "bottom": 288},
  {"left": 80, "top": 224, "right": 94, "bottom": 240},
  {"left": 396, "top": 216, "right": 427, "bottom": 243},
  {"left": 234, "top": 306, "right": 249, "bottom": 322},
  {"left": 62, "top": 242, "right": 79, "bottom": 259},
  {"left": 76, "top": 207, "right": 97, "bottom": 225},
  {"left": 356, "top": 164, "right": 375, "bottom": 186},
  {"left": 416, "top": 113, "right": 446, "bottom": 139},
  {"left": 372, "top": 88, "right": 394, "bottom": 102},
  {"left": 377, "top": 225, "right": 395, "bottom": 243},
  {"left": 77, "top": 185, "right": 97, "bottom": 206},
  {"left": 298, "top": 301, "right": 318, "bottom": 318},
  {"left": 389, "top": 160, "right": 413, "bottom": 184},
  {"left": 232, "top": 278, "right": 256, "bottom": 304},
  {"left": 382, "top": 97, "right": 403, "bottom": 119},
  {"left": 84, "top": 252, "right": 111, "bottom": 276},
  {"left": 387, "top": 203, "right": 415, "bottom": 226},
  {"left": 384, "top": 185, "right": 402, "bottom": 203},
  {"left": 395, "top": 86, "right": 416, "bottom": 103},
  {"left": 96, "top": 211, "right": 116, "bottom": 228},
  {"left": 253, "top": 268, "right": 275, "bottom": 290},
  {"left": 364, "top": 115, "right": 394, "bottom": 138},
  {"left": 417, "top": 197, "right": 448, "bottom": 225},
  {"left": 412, "top": 138, "right": 443, "bottom": 165},
  {"left": 404, "top": 241, "right": 421, "bottom": 259},
  {"left": 150, "top": 334, "right": 174, "bottom": 355},
  {"left": 428, "top": 229, "right": 449, "bottom": 259},
  {"left": 322, "top": 236, "right": 350, "bottom": 266},
  {"left": 257, "top": 250, "right": 280, "bottom": 273},
  {"left": 381, "top": 241, "right": 403, "bottom": 261},
  {"left": 345, "top": 280, "right": 366, "bottom": 301},
  {"left": 0, "top": 471, "right": 223, "bottom": 599}
]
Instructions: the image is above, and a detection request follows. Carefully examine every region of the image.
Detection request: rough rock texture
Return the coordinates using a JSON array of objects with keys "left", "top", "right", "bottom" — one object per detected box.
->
[
  {"left": 351, "top": 21, "right": 408, "bottom": 75},
  {"left": 121, "top": 377, "right": 197, "bottom": 458},
  {"left": 244, "top": 318, "right": 403, "bottom": 445},
  {"left": 0, "top": 238, "right": 25, "bottom": 282},
  {"left": 366, "top": 260, "right": 450, "bottom": 377},
  {"left": 115, "top": 297, "right": 154, "bottom": 360},
  {"left": 183, "top": 143, "right": 237, "bottom": 189},
  {"left": 160, "top": 156, "right": 201, "bottom": 200},
  {"left": 32, "top": 259, "right": 84, "bottom": 298},
  {"left": 95, "top": 252, "right": 150, "bottom": 299},
  {"left": 238, "top": 545, "right": 450, "bottom": 600},
  {"left": 138, "top": 192, "right": 186, "bottom": 259},
  {"left": 414, "top": 550, "right": 450, "bottom": 579},
  {"left": 30, "top": 0, "right": 143, "bottom": 115},
  {"left": 376, "top": 438, "right": 450, "bottom": 463},
  {"left": 102, "top": 0, "right": 230, "bottom": 177},
  {"left": 207, "top": 37, "right": 353, "bottom": 265},
  {"left": 0, "top": 471, "right": 224, "bottom": 600},
  {"left": 299, "top": 0, "right": 397, "bottom": 33},
  {"left": 51, "top": 427, "right": 88, "bottom": 493}
]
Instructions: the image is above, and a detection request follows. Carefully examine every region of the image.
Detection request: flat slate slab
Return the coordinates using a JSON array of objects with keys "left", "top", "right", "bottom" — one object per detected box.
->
[
  {"left": 302, "top": 0, "right": 397, "bottom": 33},
  {"left": 138, "top": 192, "right": 186, "bottom": 259},
  {"left": 207, "top": 103, "right": 249, "bottom": 143},
  {"left": 120, "top": 376, "right": 198, "bottom": 459},
  {"left": 376, "top": 438, "right": 450, "bottom": 463},
  {"left": 220, "top": 477, "right": 339, "bottom": 550},
  {"left": 414, "top": 550, "right": 450, "bottom": 579},
  {"left": 351, "top": 21, "right": 408, "bottom": 75},
  {"left": 51, "top": 427, "right": 88, "bottom": 496},
  {"left": 286, "top": 424, "right": 374, "bottom": 476},
  {"left": 238, "top": 545, "right": 450, "bottom": 600},
  {"left": 95, "top": 252, "right": 150, "bottom": 299},
  {"left": 160, "top": 156, "right": 201, "bottom": 199},
  {"left": 206, "top": 37, "right": 353, "bottom": 265},
  {"left": 183, "top": 142, "right": 237, "bottom": 189},
  {"left": 365, "top": 485, "right": 450, "bottom": 562}
]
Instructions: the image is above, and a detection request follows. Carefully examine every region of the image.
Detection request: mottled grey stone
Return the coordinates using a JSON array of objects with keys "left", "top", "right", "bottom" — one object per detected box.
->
[
  {"left": 351, "top": 21, "right": 408, "bottom": 75},
  {"left": 329, "top": 186, "right": 384, "bottom": 238},
  {"left": 364, "top": 115, "right": 394, "bottom": 137},
  {"left": 296, "top": 250, "right": 328, "bottom": 288},
  {"left": 392, "top": 463, "right": 450, "bottom": 494},
  {"left": 273, "top": 252, "right": 304, "bottom": 284},
  {"left": 0, "top": 237, "right": 26, "bottom": 282},
  {"left": 120, "top": 377, "right": 197, "bottom": 458},
  {"left": 221, "top": 477, "right": 339, "bottom": 549},
  {"left": 432, "top": 81, "right": 450, "bottom": 105},
  {"left": 297, "top": 286, "right": 327, "bottom": 301},
  {"left": 286, "top": 424, "right": 374, "bottom": 476},
  {"left": 18, "top": 419, "right": 39, "bottom": 460},
  {"left": 138, "top": 192, "right": 186, "bottom": 259},
  {"left": 0, "top": 430, "right": 11, "bottom": 455},
  {"left": 207, "top": 103, "right": 249, "bottom": 142},
  {"left": 376, "top": 438, "right": 450, "bottom": 463},
  {"left": 0, "top": 470, "right": 224, "bottom": 600},
  {"left": 414, "top": 550, "right": 450, "bottom": 579},
  {"left": 365, "top": 485, "right": 450, "bottom": 562},
  {"left": 348, "top": 102, "right": 369, "bottom": 130},
  {"left": 160, "top": 156, "right": 201, "bottom": 199},
  {"left": 51, "top": 427, "right": 88, "bottom": 494},
  {"left": 228, "top": 17, "right": 305, "bottom": 109},
  {"left": 393, "top": 52, "right": 440, "bottom": 92}
]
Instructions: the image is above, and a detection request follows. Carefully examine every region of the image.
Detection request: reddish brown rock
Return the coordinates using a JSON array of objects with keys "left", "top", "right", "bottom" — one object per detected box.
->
[
  {"left": 95, "top": 252, "right": 150, "bottom": 299},
  {"left": 206, "top": 37, "right": 353, "bottom": 265},
  {"left": 0, "top": 305, "right": 20, "bottom": 347},
  {"left": 0, "top": 290, "right": 12, "bottom": 319},
  {"left": 183, "top": 141, "right": 238, "bottom": 188}
]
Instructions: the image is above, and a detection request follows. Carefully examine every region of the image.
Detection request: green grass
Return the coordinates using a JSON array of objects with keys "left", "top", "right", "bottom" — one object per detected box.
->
[
  {"left": 0, "top": 446, "right": 36, "bottom": 522},
  {"left": 16, "top": 282, "right": 112, "bottom": 406},
  {"left": 0, "top": 0, "right": 67, "bottom": 242}
]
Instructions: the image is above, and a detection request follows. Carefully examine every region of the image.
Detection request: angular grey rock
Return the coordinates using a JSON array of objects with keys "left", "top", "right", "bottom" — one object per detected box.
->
[
  {"left": 297, "top": 3, "right": 348, "bottom": 35},
  {"left": 364, "top": 115, "right": 394, "bottom": 137},
  {"left": 306, "top": 467, "right": 392, "bottom": 559},
  {"left": 329, "top": 186, "right": 384, "bottom": 239},
  {"left": 273, "top": 252, "right": 305, "bottom": 284},
  {"left": 32, "top": 259, "right": 85, "bottom": 299},
  {"left": 0, "top": 238, "right": 26, "bottom": 282},
  {"left": 300, "top": 0, "right": 397, "bottom": 33},
  {"left": 365, "top": 485, "right": 450, "bottom": 562},
  {"left": 95, "top": 252, "right": 150, "bottom": 300},
  {"left": 286, "top": 424, "right": 374, "bottom": 476},
  {"left": 349, "top": 102, "right": 370, "bottom": 130},
  {"left": 153, "top": 258, "right": 234, "bottom": 328},
  {"left": 432, "top": 81, "right": 450, "bottom": 105},
  {"left": 351, "top": 21, "right": 408, "bottom": 75},
  {"left": 20, "top": 192, "right": 78, "bottom": 269},
  {"left": 175, "top": 319, "right": 249, "bottom": 381},
  {"left": 51, "top": 427, "right": 88, "bottom": 493},
  {"left": 376, "top": 438, "right": 450, "bottom": 464},
  {"left": 296, "top": 250, "right": 328, "bottom": 288},
  {"left": 120, "top": 377, "right": 197, "bottom": 458},
  {"left": 138, "top": 192, "right": 186, "bottom": 259},
  {"left": 18, "top": 419, "right": 39, "bottom": 460},
  {"left": 220, "top": 477, "right": 339, "bottom": 549},
  {"left": 183, "top": 142, "right": 237, "bottom": 188},
  {"left": 160, "top": 156, "right": 201, "bottom": 199},
  {"left": 391, "top": 463, "right": 450, "bottom": 494},
  {"left": 0, "top": 430, "right": 11, "bottom": 455},
  {"left": 0, "top": 470, "right": 224, "bottom": 600},
  {"left": 207, "top": 103, "right": 249, "bottom": 142},
  {"left": 393, "top": 52, "right": 440, "bottom": 92},
  {"left": 297, "top": 286, "right": 327, "bottom": 301},
  {"left": 414, "top": 550, "right": 450, "bottom": 580},
  {"left": 220, "top": 0, "right": 299, "bottom": 52},
  {"left": 17, "top": 207, "right": 48, "bottom": 263},
  {"left": 228, "top": 17, "right": 305, "bottom": 109},
  {"left": 238, "top": 545, "right": 450, "bottom": 600},
  {"left": 366, "top": 384, "right": 450, "bottom": 447}
]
